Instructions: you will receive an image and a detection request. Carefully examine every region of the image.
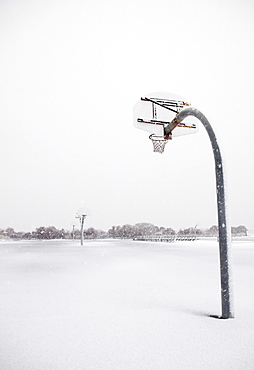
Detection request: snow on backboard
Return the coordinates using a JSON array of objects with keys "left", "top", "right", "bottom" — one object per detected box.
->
[{"left": 133, "top": 92, "right": 198, "bottom": 138}]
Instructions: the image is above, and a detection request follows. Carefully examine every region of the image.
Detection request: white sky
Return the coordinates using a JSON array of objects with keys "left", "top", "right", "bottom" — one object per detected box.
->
[{"left": 1, "top": 0, "right": 254, "bottom": 232}]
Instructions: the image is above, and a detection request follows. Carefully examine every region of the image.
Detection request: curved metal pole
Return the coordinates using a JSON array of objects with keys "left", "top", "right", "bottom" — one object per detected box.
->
[{"left": 166, "top": 107, "right": 234, "bottom": 319}]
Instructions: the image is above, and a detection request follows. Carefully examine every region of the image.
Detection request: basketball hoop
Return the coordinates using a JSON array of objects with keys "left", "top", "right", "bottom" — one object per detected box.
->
[{"left": 149, "top": 134, "right": 169, "bottom": 154}]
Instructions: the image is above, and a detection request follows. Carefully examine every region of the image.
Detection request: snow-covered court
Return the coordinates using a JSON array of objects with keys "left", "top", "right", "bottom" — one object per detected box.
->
[{"left": 1, "top": 238, "right": 254, "bottom": 369}]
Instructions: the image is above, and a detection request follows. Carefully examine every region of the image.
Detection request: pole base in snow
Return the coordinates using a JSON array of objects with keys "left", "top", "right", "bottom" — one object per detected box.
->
[{"left": 210, "top": 314, "right": 233, "bottom": 320}]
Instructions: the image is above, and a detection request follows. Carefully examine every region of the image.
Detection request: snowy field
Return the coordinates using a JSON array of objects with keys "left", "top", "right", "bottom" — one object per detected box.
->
[{"left": 1, "top": 238, "right": 254, "bottom": 370}]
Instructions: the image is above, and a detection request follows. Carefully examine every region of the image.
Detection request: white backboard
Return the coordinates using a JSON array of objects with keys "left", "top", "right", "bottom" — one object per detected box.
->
[
  {"left": 134, "top": 92, "right": 198, "bottom": 138},
  {"left": 76, "top": 207, "right": 91, "bottom": 218}
]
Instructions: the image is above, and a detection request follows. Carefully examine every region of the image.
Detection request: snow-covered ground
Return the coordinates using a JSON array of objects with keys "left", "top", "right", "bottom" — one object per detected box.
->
[{"left": 1, "top": 238, "right": 254, "bottom": 369}]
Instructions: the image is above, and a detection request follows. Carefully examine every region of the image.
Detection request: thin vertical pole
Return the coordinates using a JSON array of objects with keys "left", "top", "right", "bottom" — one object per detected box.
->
[
  {"left": 80, "top": 215, "right": 86, "bottom": 246},
  {"left": 165, "top": 107, "right": 234, "bottom": 319},
  {"left": 72, "top": 224, "right": 75, "bottom": 241}
]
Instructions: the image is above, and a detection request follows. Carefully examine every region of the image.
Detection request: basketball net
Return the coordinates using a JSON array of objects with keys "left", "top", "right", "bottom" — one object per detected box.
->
[{"left": 149, "top": 134, "right": 169, "bottom": 154}]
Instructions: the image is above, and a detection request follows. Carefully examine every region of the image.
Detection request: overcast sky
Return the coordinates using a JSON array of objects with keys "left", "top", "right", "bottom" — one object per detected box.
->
[{"left": 1, "top": 0, "right": 254, "bottom": 232}]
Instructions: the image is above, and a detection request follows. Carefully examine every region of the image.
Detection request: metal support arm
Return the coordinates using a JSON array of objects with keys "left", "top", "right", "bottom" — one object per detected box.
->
[{"left": 165, "top": 107, "right": 234, "bottom": 319}]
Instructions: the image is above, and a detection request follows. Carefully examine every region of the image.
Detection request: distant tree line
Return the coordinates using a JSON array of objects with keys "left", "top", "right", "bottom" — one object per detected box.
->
[{"left": 0, "top": 223, "right": 248, "bottom": 240}]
